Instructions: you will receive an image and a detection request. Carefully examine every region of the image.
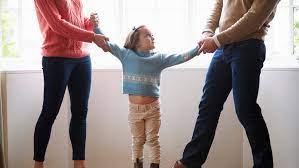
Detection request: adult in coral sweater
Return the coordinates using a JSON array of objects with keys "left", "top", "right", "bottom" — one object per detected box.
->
[{"left": 33, "top": 0, "right": 109, "bottom": 168}]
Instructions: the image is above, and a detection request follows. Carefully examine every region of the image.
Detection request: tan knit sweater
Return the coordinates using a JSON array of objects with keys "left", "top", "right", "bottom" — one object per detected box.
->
[{"left": 204, "top": 0, "right": 280, "bottom": 46}]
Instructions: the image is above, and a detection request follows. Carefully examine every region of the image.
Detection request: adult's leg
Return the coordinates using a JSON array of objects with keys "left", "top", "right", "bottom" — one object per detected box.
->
[
  {"left": 34, "top": 57, "right": 73, "bottom": 162},
  {"left": 230, "top": 40, "right": 273, "bottom": 168},
  {"left": 67, "top": 56, "right": 92, "bottom": 162},
  {"left": 180, "top": 49, "right": 232, "bottom": 168}
]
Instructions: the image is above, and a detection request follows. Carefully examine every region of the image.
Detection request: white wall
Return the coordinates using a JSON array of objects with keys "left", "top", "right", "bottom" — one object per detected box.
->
[
  {"left": 1, "top": 67, "right": 298, "bottom": 168},
  {"left": 242, "top": 69, "right": 299, "bottom": 168},
  {"left": 4, "top": 72, "right": 71, "bottom": 168}
]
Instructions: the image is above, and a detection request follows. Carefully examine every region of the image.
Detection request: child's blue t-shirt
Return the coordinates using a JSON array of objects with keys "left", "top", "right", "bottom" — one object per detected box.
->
[{"left": 94, "top": 28, "right": 199, "bottom": 97}]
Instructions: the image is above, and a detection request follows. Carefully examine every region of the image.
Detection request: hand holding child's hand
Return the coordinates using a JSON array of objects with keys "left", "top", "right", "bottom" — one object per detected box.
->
[
  {"left": 93, "top": 34, "right": 110, "bottom": 52},
  {"left": 198, "top": 37, "right": 218, "bottom": 54},
  {"left": 90, "top": 13, "right": 99, "bottom": 27},
  {"left": 198, "top": 31, "right": 214, "bottom": 47}
]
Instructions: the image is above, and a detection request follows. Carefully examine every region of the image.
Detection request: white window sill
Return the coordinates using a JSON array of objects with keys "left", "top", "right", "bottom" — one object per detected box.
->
[
  {"left": 1, "top": 55, "right": 299, "bottom": 73},
  {"left": 262, "top": 57, "right": 299, "bottom": 71}
]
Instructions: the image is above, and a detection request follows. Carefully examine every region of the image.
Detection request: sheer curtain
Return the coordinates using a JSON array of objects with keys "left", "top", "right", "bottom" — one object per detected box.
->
[
  {"left": 0, "top": 0, "right": 296, "bottom": 67},
  {"left": 82, "top": 0, "right": 292, "bottom": 64},
  {"left": 2, "top": 0, "right": 293, "bottom": 66},
  {"left": 82, "top": 0, "right": 215, "bottom": 66}
]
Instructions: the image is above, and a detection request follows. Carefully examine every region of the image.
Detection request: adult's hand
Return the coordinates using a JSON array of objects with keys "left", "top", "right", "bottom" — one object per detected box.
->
[
  {"left": 197, "top": 32, "right": 215, "bottom": 54},
  {"left": 198, "top": 31, "right": 214, "bottom": 47},
  {"left": 93, "top": 34, "right": 110, "bottom": 52},
  {"left": 198, "top": 37, "right": 218, "bottom": 54},
  {"left": 90, "top": 13, "right": 99, "bottom": 27}
]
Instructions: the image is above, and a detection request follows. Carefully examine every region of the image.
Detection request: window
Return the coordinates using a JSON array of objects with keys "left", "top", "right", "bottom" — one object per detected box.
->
[
  {"left": 0, "top": 0, "right": 18, "bottom": 58},
  {"left": 262, "top": 0, "right": 296, "bottom": 60},
  {"left": 0, "top": 0, "right": 297, "bottom": 66},
  {"left": 22, "top": 0, "right": 43, "bottom": 62},
  {"left": 86, "top": 0, "right": 214, "bottom": 67},
  {"left": 293, "top": 0, "right": 299, "bottom": 57},
  {"left": 0, "top": 0, "right": 42, "bottom": 65}
]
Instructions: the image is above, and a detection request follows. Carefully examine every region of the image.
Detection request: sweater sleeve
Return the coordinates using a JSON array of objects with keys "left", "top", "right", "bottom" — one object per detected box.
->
[
  {"left": 34, "top": 0, "right": 95, "bottom": 43},
  {"left": 160, "top": 46, "right": 199, "bottom": 69},
  {"left": 203, "top": 0, "right": 223, "bottom": 34},
  {"left": 93, "top": 27, "right": 127, "bottom": 62},
  {"left": 216, "top": 0, "right": 280, "bottom": 46}
]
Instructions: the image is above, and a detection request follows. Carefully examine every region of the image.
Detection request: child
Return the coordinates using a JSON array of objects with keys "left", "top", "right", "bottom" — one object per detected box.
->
[{"left": 91, "top": 14, "right": 200, "bottom": 168}]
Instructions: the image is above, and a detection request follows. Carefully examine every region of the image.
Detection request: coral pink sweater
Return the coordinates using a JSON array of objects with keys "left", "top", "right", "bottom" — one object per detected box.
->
[{"left": 34, "top": 0, "right": 95, "bottom": 58}]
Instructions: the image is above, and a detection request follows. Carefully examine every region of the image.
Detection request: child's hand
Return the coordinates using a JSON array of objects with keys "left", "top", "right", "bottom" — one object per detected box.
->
[{"left": 90, "top": 13, "right": 99, "bottom": 27}]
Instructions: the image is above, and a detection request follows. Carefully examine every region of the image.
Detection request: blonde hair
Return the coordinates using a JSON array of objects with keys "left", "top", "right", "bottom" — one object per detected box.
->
[{"left": 124, "top": 25, "right": 146, "bottom": 51}]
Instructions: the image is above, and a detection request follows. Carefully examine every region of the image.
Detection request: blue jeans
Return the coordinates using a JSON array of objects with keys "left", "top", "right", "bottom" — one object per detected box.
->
[
  {"left": 34, "top": 56, "right": 92, "bottom": 161},
  {"left": 181, "top": 39, "right": 273, "bottom": 168}
]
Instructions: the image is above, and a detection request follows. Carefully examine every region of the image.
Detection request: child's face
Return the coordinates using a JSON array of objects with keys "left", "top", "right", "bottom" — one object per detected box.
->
[{"left": 136, "top": 27, "right": 155, "bottom": 51}]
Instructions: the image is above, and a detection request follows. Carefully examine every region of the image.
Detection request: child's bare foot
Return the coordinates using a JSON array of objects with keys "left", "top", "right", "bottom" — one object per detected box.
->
[
  {"left": 34, "top": 161, "right": 44, "bottom": 168},
  {"left": 74, "top": 160, "right": 87, "bottom": 168}
]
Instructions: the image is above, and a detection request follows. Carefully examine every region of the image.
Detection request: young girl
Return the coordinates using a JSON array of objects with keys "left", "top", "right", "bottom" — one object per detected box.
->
[{"left": 91, "top": 14, "right": 200, "bottom": 168}]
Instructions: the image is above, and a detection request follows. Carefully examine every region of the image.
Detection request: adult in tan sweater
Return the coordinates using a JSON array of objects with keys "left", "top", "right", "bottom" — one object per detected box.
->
[{"left": 173, "top": 0, "right": 280, "bottom": 168}]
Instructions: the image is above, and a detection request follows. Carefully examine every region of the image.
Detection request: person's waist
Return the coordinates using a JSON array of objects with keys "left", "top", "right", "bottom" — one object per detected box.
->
[
  {"left": 129, "top": 94, "right": 159, "bottom": 105},
  {"left": 129, "top": 99, "right": 160, "bottom": 112},
  {"left": 217, "top": 38, "right": 264, "bottom": 50},
  {"left": 42, "top": 55, "right": 90, "bottom": 61},
  {"left": 42, "top": 47, "right": 89, "bottom": 58}
]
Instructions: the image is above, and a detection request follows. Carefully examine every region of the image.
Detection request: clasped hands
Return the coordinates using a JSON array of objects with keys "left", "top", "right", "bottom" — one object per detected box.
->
[
  {"left": 90, "top": 13, "right": 110, "bottom": 52},
  {"left": 197, "top": 32, "right": 219, "bottom": 55}
]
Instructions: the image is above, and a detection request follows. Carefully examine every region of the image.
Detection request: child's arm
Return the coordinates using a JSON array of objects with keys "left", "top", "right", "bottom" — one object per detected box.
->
[
  {"left": 93, "top": 27, "right": 128, "bottom": 62},
  {"left": 93, "top": 27, "right": 105, "bottom": 35},
  {"left": 90, "top": 14, "right": 127, "bottom": 62},
  {"left": 160, "top": 46, "right": 200, "bottom": 69}
]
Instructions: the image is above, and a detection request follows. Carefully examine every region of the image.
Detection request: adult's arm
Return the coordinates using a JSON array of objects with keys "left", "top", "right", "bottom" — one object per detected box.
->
[
  {"left": 215, "top": 0, "right": 280, "bottom": 46},
  {"left": 34, "top": 0, "right": 95, "bottom": 42}
]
